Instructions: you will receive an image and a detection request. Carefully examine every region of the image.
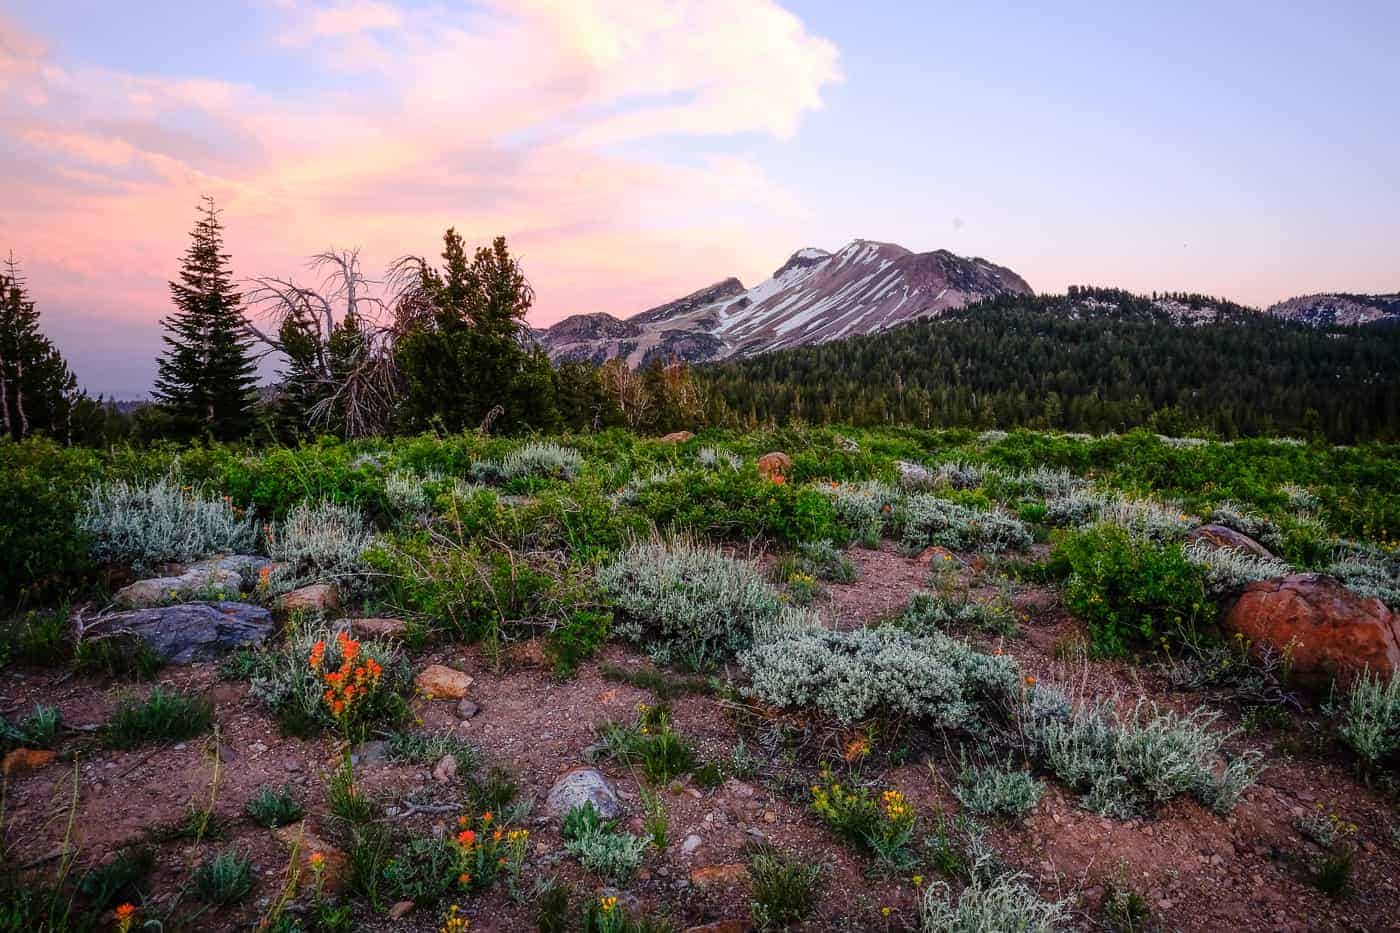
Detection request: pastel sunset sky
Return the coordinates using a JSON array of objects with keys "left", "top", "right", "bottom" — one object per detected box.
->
[{"left": 2, "top": 0, "right": 1397, "bottom": 396}]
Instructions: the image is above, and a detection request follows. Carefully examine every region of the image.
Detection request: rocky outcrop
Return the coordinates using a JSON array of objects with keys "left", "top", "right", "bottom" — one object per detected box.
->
[
  {"left": 98, "top": 601, "right": 274, "bottom": 664},
  {"left": 1187, "top": 524, "right": 1274, "bottom": 559},
  {"left": 1223, "top": 573, "right": 1399, "bottom": 690},
  {"left": 536, "top": 240, "right": 1032, "bottom": 366},
  {"left": 114, "top": 555, "right": 272, "bottom": 609},
  {"left": 1266, "top": 293, "right": 1400, "bottom": 328}
]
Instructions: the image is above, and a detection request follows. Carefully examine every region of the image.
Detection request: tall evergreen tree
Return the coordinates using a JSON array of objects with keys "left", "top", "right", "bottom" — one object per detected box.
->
[
  {"left": 0, "top": 253, "right": 78, "bottom": 441},
  {"left": 153, "top": 197, "right": 258, "bottom": 438}
]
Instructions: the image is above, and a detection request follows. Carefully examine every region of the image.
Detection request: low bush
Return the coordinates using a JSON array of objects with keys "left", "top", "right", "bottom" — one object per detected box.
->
[
  {"left": 597, "top": 703, "right": 697, "bottom": 785},
  {"left": 102, "top": 686, "right": 213, "bottom": 748},
  {"left": 546, "top": 609, "right": 613, "bottom": 676},
  {"left": 1327, "top": 554, "right": 1400, "bottom": 610},
  {"left": 264, "top": 500, "right": 377, "bottom": 596},
  {"left": 899, "top": 591, "right": 1017, "bottom": 637},
  {"left": 1023, "top": 691, "right": 1261, "bottom": 817},
  {"left": 1209, "top": 501, "right": 1284, "bottom": 551},
  {"left": 562, "top": 802, "right": 648, "bottom": 883},
  {"left": 386, "top": 730, "right": 480, "bottom": 776},
  {"left": 820, "top": 480, "right": 898, "bottom": 546},
  {"left": 473, "top": 441, "right": 584, "bottom": 485},
  {"left": 80, "top": 475, "right": 259, "bottom": 574},
  {"left": 1338, "top": 671, "right": 1400, "bottom": 767},
  {"left": 193, "top": 850, "right": 254, "bottom": 905},
  {"left": 599, "top": 538, "right": 785, "bottom": 669},
  {"left": 0, "top": 438, "right": 100, "bottom": 606},
  {"left": 1182, "top": 540, "right": 1291, "bottom": 595},
  {"left": 897, "top": 494, "right": 1032, "bottom": 553},
  {"left": 953, "top": 757, "right": 1044, "bottom": 820},
  {"left": 744, "top": 626, "right": 1018, "bottom": 727},
  {"left": 0, "top": 609, "right": 72, "bottom": 667},
  {"left": 244, "top": 786, "right": 304, "bottom": 827},
  {"left": 919, "top": 871, "right": 1069, "bottom": 932},
  {"left": 796, "top": 539, "right": 858, "bottom": 583},
  {"left": 747, "top": 844, "right": 822, "bottom": 930},
  {"left": 0, "top": 703, "right": 61, "bottom": 752},
  {"left": 810, "top": 768, "right": 917, "bottom": 868},
  {"left": 1057, "top": 524, "right": 1207, "bottom": 656}
]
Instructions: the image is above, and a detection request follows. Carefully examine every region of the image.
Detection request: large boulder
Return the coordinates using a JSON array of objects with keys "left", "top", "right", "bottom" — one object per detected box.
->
[
  {"left": 99, "top": 601, "right": 274, "bottom": 664},
  {"left": 1187, "top": 524, "right": 1274, "bottom": 559},
  {"left": 114, "top": 555, "right": 272, "bottom": 609},
  {"left": 1223, "top": 573, "right": 1399, "bottom": 690},
  {"left": 756, "top": 452, "right": 792, "bottom": 482},
  {"left": 545, "top": 767, "right": 622, "bottom": 820}
]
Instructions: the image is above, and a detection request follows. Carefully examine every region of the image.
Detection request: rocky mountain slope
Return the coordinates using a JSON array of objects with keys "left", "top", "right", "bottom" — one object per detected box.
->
[
  {"left": 538, "top": 239, "right": 1032, "bottom": 366},
  {"left": 1266, "top": 292, "right": 1400, "bottom": 328}
]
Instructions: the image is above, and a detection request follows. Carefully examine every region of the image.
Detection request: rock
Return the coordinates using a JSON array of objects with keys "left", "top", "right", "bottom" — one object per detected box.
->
[
  {"left": 917, "top": 546, "right": 959, "bottom": 567},
  {"left": 2, "top": 748, "right": 57, "bottom": 775},
  {"left": 113, "top": 555, "right": 271, "bottom": 609},
  {"left": 347, "top": 617, "right": 408, "bottom": 640},
  {"left": 896, "top": 460, "right": 934, "bottom": 488},
  {"left": 415, "top": 664, "right": 474, "bottom": 699},
  {"left": 684, "top": 922, "right": 750, "bottom": 933},
  {"left": 659, "top": 431, "right": 695, "bottom": 443},
  {"left": 689, "top": 863, "right": 748, "bottom": 891},
  {"left": 681, "top": 834, "right": 703, "bottom": 856},
  {"left": 273, "top": 824, "right": 347, "bottom": 892},
  {"left": 388, "top": 901, "right": 416, "bottom": 921},
  {"left": 756, "top": 452, "right": 792, "bottom": 481},
  {"left": 1188, "top": 523, "right": 1274, "bottom": 558},
  {"left": 456, "top": 699, "right": 480, "bottom": 719},
  {"left": 1223, "top": 573, "right": 1399, "bottom": 689},
  {"left": 277, "top": 583, "right": 341, "bottom": 615},
  {"left": 433, "top": 754, "right": 458, "bottom": 783},
  {"left": 99, "top": 601, "right": 274, "bottom": 664},
  {"left": 352, "top": 740, "right": 389, "bottom": 767},
  {"left": 545, "top": 767, "right": 622, "bottom": 820}
]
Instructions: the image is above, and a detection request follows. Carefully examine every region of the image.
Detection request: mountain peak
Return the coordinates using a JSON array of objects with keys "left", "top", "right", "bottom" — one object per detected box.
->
[{"left": 539, "top": 238, "right": 1031, "bottom": 366}]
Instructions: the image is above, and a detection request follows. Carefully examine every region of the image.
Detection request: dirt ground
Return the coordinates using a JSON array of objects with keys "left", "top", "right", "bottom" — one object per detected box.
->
[{"left": 4, "top": 542, "right": 1399, "bottom": 931}]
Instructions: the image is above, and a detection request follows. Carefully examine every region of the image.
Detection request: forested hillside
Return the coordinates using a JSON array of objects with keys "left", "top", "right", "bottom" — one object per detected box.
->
[{"left": 702, "top": 288, "right": 1400, "bottom": 441}]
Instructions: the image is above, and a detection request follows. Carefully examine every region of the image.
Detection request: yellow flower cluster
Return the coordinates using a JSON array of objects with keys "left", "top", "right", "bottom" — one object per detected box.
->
[
  {"left": 881, "top": 789, "right": 910, "bottom": 821},
  {"left": 440, "top": 904, "right": 470, "bottom": 933}
]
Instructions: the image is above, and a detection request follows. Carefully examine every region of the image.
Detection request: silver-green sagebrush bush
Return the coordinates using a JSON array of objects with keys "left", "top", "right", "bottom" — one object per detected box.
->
[
  {"left": 264, "top": 500, "right": 377, "bottom": 595},
  {"left": 954, "top": 756, "right": 1044, "bottom": 820},
  {"left": 1339, "top": 671, "right": 1400, "bottom": 766},
  {"left": 1022, "top": 688, "right": 1262, "bottom": 817},
  {"left": 1182, "top": 540, "right": 1291, "bottom": 595},
  {"left": 743, "top": 626, "right": 1019, "bottom": 726},
  {"left": 821, "top": 480, "right": 899, "bottom": 546},
  {"left": 598, "top": 537, "right": 790, "bottom": 667},
  {"left": 80, "top": 476, "right": 259, "bottom": 573},
  {"left": 898, "top": 494, "right": 1032, "bottom": 553},
  {"left": 473, "top": 441, "right": 583, "bottom": 483},
  {"left": 920, "top": 870, "right": 1070, "bottom": 932},
  {"left": 1209, "top": 500, "right": 1284, "bottom": 551},
  {"left": 1327, "top": 554, "right": 1400, "bottom": 610}
]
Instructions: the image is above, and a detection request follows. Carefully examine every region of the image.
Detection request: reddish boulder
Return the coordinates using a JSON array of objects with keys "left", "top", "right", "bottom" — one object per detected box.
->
[
  {"left": 1188, "top": 523, "right": 1273, "bottom": 558},
  {"left": 756, "top": 452, "right": 792, "bottom": 482},
  {"left": 1223, "top": 573, "right": 1399, "bottom": 689},
  {"left": 659, "top": 431, "right": 695, "bottom": 443}
]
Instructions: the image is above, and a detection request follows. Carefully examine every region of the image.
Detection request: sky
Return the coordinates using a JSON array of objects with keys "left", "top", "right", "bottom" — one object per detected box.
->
[{"left": 2, "top": 1, "right": 1397, "bottom": 397}]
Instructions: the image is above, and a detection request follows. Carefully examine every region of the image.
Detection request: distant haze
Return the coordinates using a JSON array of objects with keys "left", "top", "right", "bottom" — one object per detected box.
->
[{"left": 2, "top": 1, "right": 1396, "bottom": 397}]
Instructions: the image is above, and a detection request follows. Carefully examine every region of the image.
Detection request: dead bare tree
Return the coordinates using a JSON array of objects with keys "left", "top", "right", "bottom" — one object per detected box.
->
[{"left": 243, "top": 250, "right": 405, "bottom": 437}]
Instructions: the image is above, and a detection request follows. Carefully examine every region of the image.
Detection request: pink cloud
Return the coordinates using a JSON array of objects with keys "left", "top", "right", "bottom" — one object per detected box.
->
[{"left": 0, "top": 0, "right": 842, "bottom": 392}]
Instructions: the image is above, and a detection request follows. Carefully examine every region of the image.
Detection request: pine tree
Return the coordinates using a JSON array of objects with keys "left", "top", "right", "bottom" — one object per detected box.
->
[
  {"left": 0, "top": 253, "right": 78, "bottom": 441},
  {"left": 154, "top": 197, "right": 258, "bottom": 438}
]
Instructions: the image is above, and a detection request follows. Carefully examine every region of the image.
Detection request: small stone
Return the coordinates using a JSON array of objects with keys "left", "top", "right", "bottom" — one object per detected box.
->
[
  {"left": 284, "top": 759, "right": 303, "bottom": 772},
  {"left": 681, "top": 834, "right": 703, "bottom": 856},
  {"left": 433, "top": 754, "right": 459, "bottom": 783},
  {"left": 689, "top": 864, "right": 748, "bottom": 891},
  {"left": 456, "top": 699, "right": 480, "bottom": 719},
  {"left": 415, "top": 664, "right": 473, "bottom": 699},
  {"left": 277, "top": 583, "right": 341, "bottom": 615},
  {"left": 2, "top": 748, "right": 57, "bottom": 775},
  {"left": 761, "top": 810, "right": 777, "bottom": 824},
  {"left": 389, "top": 901, "right": 415, "bottom": 920},
  {"left": 348, "top": 617, "right": 408, "bottom": 640}
]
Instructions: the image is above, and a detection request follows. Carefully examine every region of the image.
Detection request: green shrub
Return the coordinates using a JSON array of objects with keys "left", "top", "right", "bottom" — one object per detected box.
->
[
  {"left": 0, "top": 609, "right": 72, "bottom": 667},
  {"left": 747, "top": 844, "right": 821, "bottom": 930},
  {"left": 810, "top": 769, "right": 917, "bottom": 868},
  {"left": 1057, "top": 524, "right": 1207, "bottom": 656},
  {"left": 80, "top": 476, "right": 258, "bottom": 573},
  {"left": 73, "top": 634, "right": 163, "bottom": 681},
  {"left": 244, "top": 786, "right": 305, "bottom": 827},
  {"left": 1338, "top": 671, "right": 1400, "bottom": 767},
  {"left": 743, "top": 626, "right": 1018, "bottom": 727},
  {"left": 598, "top": 704, "right": 697, "bottom": 785},
  {"left": 327, "top": 756, "right": 377, "bottom": 825},
  {"left": 897, "top": 494, "right": 1032, "bottom": 553},
  {"left": 0, "top": 438, "right": 100, "bottom": 606},
  {"left": 0, "top": 703, "right": 61, "bottom": 752},
  {"left": 78, "top": 847, "right": 154, "bottom": 910},
  {"left": 386, "top": 731, "right": 479, "bottom": 776},
  {"left": 632, "top": 468, "right": 843, "bottom": 546},
  {"left": 546, "top": 609, "right": 612, "bottom": 676},
  {"left": 599, "top": 538, "right": 786, "bottom": 669},
  {"left": 796, "top": 539, "right": 858, "bottom": 583},
  {"left": 899, "top": 591, "right": 1017, "bottom": 637},
  {"left": 472, "top": 441, "right": 584, "bottom": 485},
  {"left": 381, "top": 835, "right": 459, "bottom": 905},
  {"left": 954, "top": 757, "right": 1044, "bottom": 820},
  {"left": 102, "top": 686, "right": 213, "bottom": 748},
  {"left": 193, "top": 850, "right": 254, "bottom": 905}
]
